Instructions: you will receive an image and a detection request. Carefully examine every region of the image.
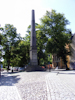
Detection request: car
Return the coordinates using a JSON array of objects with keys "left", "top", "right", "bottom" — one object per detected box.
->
[
  {"left": 0, "top": 68, "right": 4, "bottom": 71},
  {"left": 12, "top": 67, "right": 18, "bottom": 71},
  {"left": 18, "top": 67, "right": 25, "bottom": 72}
]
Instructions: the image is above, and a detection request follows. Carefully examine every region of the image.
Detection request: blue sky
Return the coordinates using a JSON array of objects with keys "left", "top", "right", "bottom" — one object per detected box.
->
[
  {"left": 41, "top": 0, "right": 75, "bottom": 34},
  {"left": 0, "top": 0, "right": 75, "bottom": 37}
]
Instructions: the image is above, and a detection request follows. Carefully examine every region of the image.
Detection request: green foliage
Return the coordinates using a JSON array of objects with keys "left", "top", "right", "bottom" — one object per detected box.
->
[
  {"left": 0, "top": 28, "right": 4, "bottom": 63},
  {"left": 0, "top": 24, "right": 30, "bottom": 68},
  {"left": 10, "top": 40, "right": 30, "bottom": 67},
  {"left": 0, "top": 10, "right": 72, "bottom": 70},
  {"left": 26, "top": 23, "right": 48, "bottom": 65},
  {"left": 0, "top": 33, "right": 3, "bottom": 44},
  {"left": 2, "top": 59, "right": 7, "bottom": 68},
  {"left": 41, "top": 10, "right": 72, "bottom": 69},
  {"left": 1, "top": 24, "right": 21, "bottom": 69},
  {"left": 36, "top": 25, "right": 48, "bottom": 65},
  {"left": 48, "top": 53, "right": 52, "bottom": 64}
]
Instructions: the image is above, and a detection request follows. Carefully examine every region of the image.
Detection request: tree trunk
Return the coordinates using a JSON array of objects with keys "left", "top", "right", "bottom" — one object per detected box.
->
[
  {"left": 65, "top": 63, "right": 69, "bottom": 70},
  {"left": 7, "top": 60, "right": 10, "bottom": 72}
]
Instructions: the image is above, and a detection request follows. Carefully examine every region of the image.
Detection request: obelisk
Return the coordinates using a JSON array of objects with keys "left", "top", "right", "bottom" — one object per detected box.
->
[
  {"left": 26, "top": 10, "right": 45, "bottom": 71},
  {"left": 30, "top": 10, "right": 38, "bottom": 67}
]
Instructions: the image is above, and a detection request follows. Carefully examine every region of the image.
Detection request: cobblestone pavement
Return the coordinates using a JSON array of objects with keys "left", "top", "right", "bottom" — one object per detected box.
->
[
  {"left": 0, "top": 71, "right": 22, "bottom": 100},
  {"left": 46, "top": 70, "right": 75, "bottom": 100},
  {"left": 0, "top": 70, "right": 75, "bottom": 100},
  {"left": 12, "top": 72, "right": 49, "bottom": 100}
]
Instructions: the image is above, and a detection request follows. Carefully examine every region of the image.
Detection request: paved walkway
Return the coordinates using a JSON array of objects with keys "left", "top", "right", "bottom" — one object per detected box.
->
[
  {"left": 0, "top": 71, "right": 22, "bottom": 100},
  {"left": 0, "top": 70, "right": 75, "bottom": 100},
  {"left": 46, "top": 71, "right": 75, "bottom": 100}
]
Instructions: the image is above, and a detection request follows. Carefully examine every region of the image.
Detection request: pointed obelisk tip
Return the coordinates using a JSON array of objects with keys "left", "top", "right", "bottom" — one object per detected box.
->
[
  {"left": 32, "top": 10, "right": 35, "bottom": 13},
  {"left": 32, "top": 9, "right": 34, "bottom": 11},
  {"left": 31, "top": 9, "right": 35, "bottom": 21}
]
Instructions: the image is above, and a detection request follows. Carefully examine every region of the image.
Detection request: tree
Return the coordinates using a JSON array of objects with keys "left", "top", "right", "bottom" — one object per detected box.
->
[
  {"left": 48, "top": 53, "right": 52, "bottom": 64},
  {"left": 26, "top": 23, "right": 48, "bottom": 65},
  {"left": 36, "top": 25, "right": 48, "bottom": 65},
  {"left": 10, "top": 39, "right": 30, "bottom": 67},
  {"left": 2, "top": 24, "right": 21, "bottom": 70},
  {"left": 0, "top": 28, "right": 4, "bottom": 64},
  {"left": 41, "top": 10, "right": 72, "bottom": 70}
]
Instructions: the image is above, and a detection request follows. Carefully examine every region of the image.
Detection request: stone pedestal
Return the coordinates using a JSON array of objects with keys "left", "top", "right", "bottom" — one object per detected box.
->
[{"left": 30, "top": 49, "right": 38, "bottom": 66}]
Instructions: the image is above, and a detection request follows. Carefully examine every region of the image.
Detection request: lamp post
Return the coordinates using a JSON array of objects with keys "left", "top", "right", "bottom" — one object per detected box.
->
[{"left": 48, "top": 54, "right": 50, "bottom": 72}]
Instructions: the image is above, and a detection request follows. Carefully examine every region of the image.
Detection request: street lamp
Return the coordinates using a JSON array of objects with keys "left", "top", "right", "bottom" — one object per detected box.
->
[{"left": 48, "top": 54, "right": 50, "bottom": 72}]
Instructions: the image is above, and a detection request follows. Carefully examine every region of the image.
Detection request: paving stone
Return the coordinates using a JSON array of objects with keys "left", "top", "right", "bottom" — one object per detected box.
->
[{"left": 0, "top": 70, "right": 75, "bottom": 100}]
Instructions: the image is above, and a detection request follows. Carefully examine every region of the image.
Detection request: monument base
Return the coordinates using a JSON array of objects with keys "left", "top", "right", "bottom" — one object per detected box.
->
[{"left": 25, "top": 65, "right": 46, "bottom": 72}]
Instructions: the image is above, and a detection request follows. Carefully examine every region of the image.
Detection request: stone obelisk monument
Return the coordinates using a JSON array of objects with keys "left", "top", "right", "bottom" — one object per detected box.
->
[
  {"left": 30, "top": 10, "right": 38, "bottom": 66},
  {"left": 26, "top": 10, "right": 44, "bottom": 71}
]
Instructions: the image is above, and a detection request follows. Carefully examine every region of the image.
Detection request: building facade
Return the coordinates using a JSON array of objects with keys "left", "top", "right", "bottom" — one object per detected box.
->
[
  {"left": 70, "top": 34, "right": 75, "bottom": 69},
  {"left": 52, "top": 34, "right": 75, "bottom": 69}
]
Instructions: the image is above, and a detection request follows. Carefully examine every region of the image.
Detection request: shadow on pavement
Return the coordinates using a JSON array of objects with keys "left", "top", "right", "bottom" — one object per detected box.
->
[
  {"left": 51, "top": 69, "right": 75, "bottom": 75},
  {"left": 0, "top": 73, "right": 20, "bottom": 86},
  {"left": 8, "top": 71, "right": 20, "bottom": 74},
  {"left": 57, "top": 72, "right": 75, "bottom": 75}
]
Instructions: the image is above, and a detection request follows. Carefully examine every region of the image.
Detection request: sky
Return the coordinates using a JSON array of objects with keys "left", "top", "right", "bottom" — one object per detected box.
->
[{"left": 0, "top": 0, "right": 75, "bottom": 37}]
